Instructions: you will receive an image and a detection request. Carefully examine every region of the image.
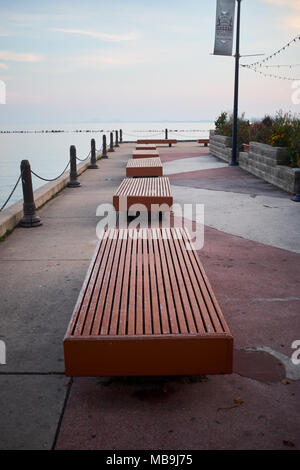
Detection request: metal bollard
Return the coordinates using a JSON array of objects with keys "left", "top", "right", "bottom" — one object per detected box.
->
[
  {"left": 165, "top": 129, "right": 172, "bottom": 147},
  {"left": 108, "top": 132, "right": 114, "bottom": 152},
  {"left": 165, "top": 128, "right": 172, "bottom": 147},
  {"left": 119, "top": 129, "right": 123, "bottom": 143},
  {"left": 88, "top": 138, "right": 98, "bottom": 169},
  {"left": 102, "top": 134, "right": 108, "bottom": 159},
  {"left": 67, "top": 145, "right": 81, "bottom": 187},
  {"left": 19, "top": 160, "right": 42, "bottom": 227},
  {"left": 115, "top": 130, "right": 119, "bottom": 147}
]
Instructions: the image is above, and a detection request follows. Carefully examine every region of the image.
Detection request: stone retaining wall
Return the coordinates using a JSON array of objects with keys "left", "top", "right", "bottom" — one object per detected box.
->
[
  {"left": 209, "top": 133, "right": 233, "bottom": 163},
  {"left": 210, "top": 133, "right": 300, "bottom": 194},
  {"left": 239, "top": 142, "right": 300, "bottom": 194}
]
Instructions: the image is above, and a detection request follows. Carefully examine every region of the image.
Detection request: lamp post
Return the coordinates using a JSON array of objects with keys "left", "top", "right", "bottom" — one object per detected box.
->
[{"left": 230, "top": 0, "right": 242, "bottom": 166}]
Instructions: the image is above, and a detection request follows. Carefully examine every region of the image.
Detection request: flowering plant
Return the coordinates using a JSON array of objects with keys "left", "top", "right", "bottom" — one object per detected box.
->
[{"left": 214, "top": 110, "right": 300, "bottom": 167}]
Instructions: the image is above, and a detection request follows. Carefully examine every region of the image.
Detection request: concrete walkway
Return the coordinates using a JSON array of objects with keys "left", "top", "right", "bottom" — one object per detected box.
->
[
  {"left": 0, "top": 142, "right": 299, "bottom": 450},
  {"left": 0, "top": 145, "right": 128, "bottom": 449}
]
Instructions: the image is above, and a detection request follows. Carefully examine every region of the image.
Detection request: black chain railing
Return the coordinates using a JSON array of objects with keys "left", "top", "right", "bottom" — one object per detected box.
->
[
  {"left": 0, "top": 173, "right": 22, "bottom": 212},
  {"left": 76, "top": 150, "right": 91, "bottom": 162},
  {"left": 30, "top": 161, "right": 71, "bottom": 182}
]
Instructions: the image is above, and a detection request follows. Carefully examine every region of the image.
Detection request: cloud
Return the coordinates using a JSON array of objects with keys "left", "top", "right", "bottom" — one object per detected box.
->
[
  {"left": 262, "top": 0, "right": 300, "bottom": 10},
  {"left": 0, "top": 63, "right": 8, "bottom": 69},
  {"left": 262, "top": 0, "right": 300, "bottom": 31},
  {"left": 11, "top": 13, "right": 76, "bottom": 22},
  {"left": 0, "top": 51, "right": 42, "bottom": 62},
  {"left": 285, "top": 15, "right": 300, "bottom": 28},
  {"left": 50, "top": 28, "right": 137, "bottom": 42},
  {"left": 70, "top": 52, "right": 146, "bottom": 69}
]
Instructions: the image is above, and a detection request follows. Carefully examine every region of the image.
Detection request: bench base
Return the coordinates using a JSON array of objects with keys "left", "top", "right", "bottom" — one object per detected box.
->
[
  {"left": 126, "top": 158, "right": 163, "bottom": 177},
  {"left": 198, "top": 139, "right": 209, "bottom": 147},
  {"left": 137, "top": 139, "right": 177, "bottom": 147},
  {"left": 132, "top": 150, "right": 160, "bottom": 159},
  {"left": 113, "top": 177, "right": 173, "bottom": 212},
  {"left": 64, "top": 335, "right": 233, "bottom": 376},
  {"left": 136, "top": 144, "right": 157, "bottom": 150}
]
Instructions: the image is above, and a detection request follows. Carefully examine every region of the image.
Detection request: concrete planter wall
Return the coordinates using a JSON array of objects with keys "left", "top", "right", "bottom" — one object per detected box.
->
[
  {"left": 210, "top": 133, "right": 300, "bottom": 194},
  {"left": 239, "top": 142, "right": 300, "bottom": 194},
  {"left": 209, "top": 132, "right": 233, "bottom": 163}
]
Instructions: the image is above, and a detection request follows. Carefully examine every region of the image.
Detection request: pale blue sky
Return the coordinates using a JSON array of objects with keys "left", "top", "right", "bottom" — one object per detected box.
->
[{"left": 0, "top": 0, "right": 299, "bottom": 124}]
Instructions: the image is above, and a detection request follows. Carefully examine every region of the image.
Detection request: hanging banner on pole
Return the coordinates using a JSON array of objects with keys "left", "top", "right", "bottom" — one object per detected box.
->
[{"left": 213, "top": 0, "right": 236, "bottom": 56}]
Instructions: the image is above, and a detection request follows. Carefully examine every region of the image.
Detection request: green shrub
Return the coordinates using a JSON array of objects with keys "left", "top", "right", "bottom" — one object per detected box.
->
[
  {"left": 288, "top": 119, "right": 300, "bottom": 167},
  {"left": 250, "top": 120, "right": 273, "bottom": 145},
  {"left": 214, "top": 110, "right": 300, "bottom": 167},
  {"left": 214, "top": 112, "right": 250, "bottom": 150},
  {"left": 214, "top": 111, "right": 228, "bottom": 134}
]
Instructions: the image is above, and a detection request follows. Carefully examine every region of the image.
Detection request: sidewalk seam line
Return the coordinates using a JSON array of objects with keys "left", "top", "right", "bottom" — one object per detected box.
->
[{"left": 51, "top": 377, "right": 73, "bottom": 450}]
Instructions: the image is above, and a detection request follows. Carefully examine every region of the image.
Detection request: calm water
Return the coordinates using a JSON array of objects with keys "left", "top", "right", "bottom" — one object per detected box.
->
[{"left": 0, "top": 121, "right": 213, "bottom": 209}]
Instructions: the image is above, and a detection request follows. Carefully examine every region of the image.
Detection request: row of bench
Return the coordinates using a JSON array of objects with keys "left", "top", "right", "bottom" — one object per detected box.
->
[
  {"left": 63, "top": 139, "right": 232, "bottom": 377},
  {"left": 135, "top": 138, "right": 210, "bottom": 147}
]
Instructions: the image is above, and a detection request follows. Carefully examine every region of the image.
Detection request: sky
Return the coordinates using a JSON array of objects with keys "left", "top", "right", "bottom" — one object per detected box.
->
[{"left": 0, "top": 0, "right": 299, "bottom": 124}]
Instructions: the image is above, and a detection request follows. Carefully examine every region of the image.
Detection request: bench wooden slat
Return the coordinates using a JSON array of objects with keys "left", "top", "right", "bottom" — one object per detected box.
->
[
  {"left": 156, "top": 231, "right": 180, "bottom": 334},
  {"left": 72, "top": 233, "right": 112, "bottom": 336},
  {"left": 172, "top": 229, "right": 210, "bottom": 333},
  {"left": 151, "top": 228, "right": 171, "bottom": 334},
  {"left": 178, "top": 231, "right": 222, "bottom": 333},
  {"left": 90, "top": 234, "right": 120, "bottom": 336},
  {"left": 102, "top": 229, "right": 128, "bottom": 335},
  {"left": 164, "top": 228, "right": 198, "bottom": 334},
  {"left": 85, "top": 234, "right": 117, "bottom": 336},
  {"left": 113, "top": 177, "right": 173, "bottom": 212},
  {"left": 128, "top": 233, "right": 138, "bottom": 335},
  {"left": 147, "top": 230, "right": 162, "bottom": 334},
  {"left": 64, "top": 228, "right": 233, "bottom": 376},
  {"left": 118, "top": 233, "right": 132, "bottom": 335},
  {"left": 137, "top": 139, "right": 177, "bottom": 144}
]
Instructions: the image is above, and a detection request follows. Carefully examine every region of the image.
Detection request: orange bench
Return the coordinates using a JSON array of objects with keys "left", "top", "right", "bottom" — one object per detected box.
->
[
  {"left": 137, "top": 139, "right": 177, "bottom": 147},
  {"left": 198, "top": 139, "right": 209, "bottom": 147},
  {"left": 113, "top": 177, "right": 173, "bottom": 212},
  {"left": 136, "top": 144, "right": 157, "bottom": 150},
  {"left": 126, "top": 157, "right": 163, "bottom": 177},
  {"left": 64, "top": 228, "right": 233, "bottom": 376},
  {"left": 132, "top": 149, "right": 160, "bottom": 159}
]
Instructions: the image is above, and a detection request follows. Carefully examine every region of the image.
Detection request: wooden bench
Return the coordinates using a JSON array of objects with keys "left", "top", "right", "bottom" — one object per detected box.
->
[
  {"left": 126, "top": 157, "right": 163, "bottom": 178},
  {"left": 136, "top": 144, "right": 157, "bottom": 150},
  {"left": 64, "top": 227, "right": 233, "bottom": 376},
  {"left": 132, "top": 149, "right": 160, "bottom": 159},
  {"left": 198, "top": 139, "right": 209, "bottom": 147},
  {"left": 137, "top": 139, "right": 177, "bottom": 147},
  {"left": 113, "top": 177, "right": 173, "bottom": 212}
]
